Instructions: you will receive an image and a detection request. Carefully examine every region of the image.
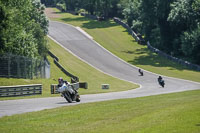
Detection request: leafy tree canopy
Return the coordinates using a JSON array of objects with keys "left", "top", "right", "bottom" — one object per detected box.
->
[{"left": 0, "top": 0, "right": 49, "bottom": 58}]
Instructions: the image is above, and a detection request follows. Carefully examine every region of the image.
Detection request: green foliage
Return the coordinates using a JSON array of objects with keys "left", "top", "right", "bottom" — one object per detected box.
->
[
  {"left": 122, "top": 0, "right": 200, "bottom": 64},
  {"left": 168, "top": 0, "right": 200, "bottom": 63},
  {"left": 56, "top": 2, "right": 66, "bottom": 12},
  {"left": 0, "top": 0, "right": 49, "bottom": 58},
  {"left": 64, "top": 0, "right": 121, "bottom": 18},
  {"left": 123, "top": 0, "right": 141, "bottom": 27},
  {"left": 181, "top": 24, "right": 200, "bottom": 64},
  {"left": 41, "top": 0, "right": 64, "bottom": 7}
]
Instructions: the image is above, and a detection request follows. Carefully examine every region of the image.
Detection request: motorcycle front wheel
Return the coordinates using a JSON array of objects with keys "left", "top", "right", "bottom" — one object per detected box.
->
[
  {"left": 76, "top": 94, "right": 81, "bottom": 102},
  {"left": 63, "top": 92, "right": 72, "bottom": 103}
]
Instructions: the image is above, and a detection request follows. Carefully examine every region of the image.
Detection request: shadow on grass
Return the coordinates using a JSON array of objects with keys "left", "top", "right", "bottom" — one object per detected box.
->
[
  {"left": 196, "top": 123, "right": 200, "bottom": 126},
  {"left": 53, "top": 10, "right": 64, "bottom": 14},
  {"left": 122, "top": 48, "right": 146, "bottom": 55},
  {"left": 82, "top": 20, "right": 119, "bottom": 29},
  {"left": 61, "top": 16, "right": 90, "bottom": 22},
  {"left": 126, "top": 48, "right": 193, "bottom": 71},
  {"left": 122, "top": 29, "right": 137, "bottom": 43},
  {"left": 61, "top": 17, "right": 118, "bottom": 29}
]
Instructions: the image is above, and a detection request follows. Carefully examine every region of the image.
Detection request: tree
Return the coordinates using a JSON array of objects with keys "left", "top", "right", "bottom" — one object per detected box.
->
[
  {"left": 168, "top": 0, "right": 200, "bottom": 63},
  {"left": 123, "top": 0, "right": 141, "bottom": 26},
  {"left": 181, "top": 24, "right": 200, "bottom": 64},
  {"left": 0, "top": 0, "right": 49, "bottom": 58}
]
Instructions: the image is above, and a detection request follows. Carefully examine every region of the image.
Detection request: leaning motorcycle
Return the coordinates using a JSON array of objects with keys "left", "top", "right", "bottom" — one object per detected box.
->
[
  {"left": 158, "top": 80, "right": 165, "bottom": 88},
  {"left": 58, "top": 83, "right": 80, "bottom": 103}
]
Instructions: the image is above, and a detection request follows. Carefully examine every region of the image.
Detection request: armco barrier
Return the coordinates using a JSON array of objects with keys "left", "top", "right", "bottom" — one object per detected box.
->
[
  {"left": 48, "top": 51, "right": 59, "bottom": 62},
  {"left": 113, "top": 17, "right": 145, "bottom": 44},
  {"left": 147, "top": 42, "right": 200, "bottom": 71},
  {"left": 53, "top": 59, "right": 79, "bottom": 81},
  {"left": 48, "top": 51, "right": 79, "bottom": 81},
  {"left": 0, "top": 84, "right": 42, "bottom": 97}
]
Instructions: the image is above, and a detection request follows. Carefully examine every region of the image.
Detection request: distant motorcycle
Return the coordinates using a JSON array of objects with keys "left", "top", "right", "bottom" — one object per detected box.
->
[
  {"left": 158, "top": 76, "right": 165, "bottom": 88},
  {"left": 58, "top": 83, "right": 80, "bottom": 103},
  {"left": 158, "top": 80, "right": 165, "bottom": 87},
  {"left": 138, "top": 69, "right": 143, "bottom": 76}
]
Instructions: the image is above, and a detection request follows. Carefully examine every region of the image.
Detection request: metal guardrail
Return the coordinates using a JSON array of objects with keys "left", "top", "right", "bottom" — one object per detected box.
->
[
  {"left": 0, "top": 84, "right": 42, "bottom": 97},
  {"left": 113, "top": 17, "right": 145, "bottom": 45},
  {"left": 147, "top": 42, "right": 200, "bottom": 71},
  {"left": 48, "top": 51, "right": 79, "bottom": 81}
]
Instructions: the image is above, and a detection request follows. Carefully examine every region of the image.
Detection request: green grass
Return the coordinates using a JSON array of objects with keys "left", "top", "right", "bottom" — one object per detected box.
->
[
  {"left": 51, "top": 8, "right": 200, "bottom": 82},
  {"left": 0, "top": 37, "right": 138, "bottom": 100},
  {"left": 0, "top": 90, "right": 200, "bottom": 133}
]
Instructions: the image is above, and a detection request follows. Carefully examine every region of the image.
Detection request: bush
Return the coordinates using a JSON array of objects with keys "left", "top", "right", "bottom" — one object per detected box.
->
[{"left": 56, "top": 3, "right": 66, "bottom": 12}]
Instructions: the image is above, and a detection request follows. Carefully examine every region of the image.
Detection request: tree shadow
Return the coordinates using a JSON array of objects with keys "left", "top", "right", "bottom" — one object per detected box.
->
[
  {"left": 61, "top": 16, "right": 118, "bottom": 29},
  {"left": 122, "top": 29, "right": 137, "bottom": 43},
  {"left": 126, "top": 48, "right": 195, "bottom": 71},
  {"left": 54, "top": 11, "right": 65, "bottom": 14},
  {"left": 61, "top": 17, "right": 90, "bottom": 23},
  {"left": 82, "top": 20, "right": 119, "bottom": 29},
  {"left": 196, "top": 123, "right": 200, "bottom": 126},
  {"left": 122, "top": 48, "right": 146, "bottom": 55}
]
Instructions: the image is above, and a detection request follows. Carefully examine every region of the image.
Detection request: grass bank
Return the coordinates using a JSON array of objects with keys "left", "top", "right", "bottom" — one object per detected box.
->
[
  {"left": 0, "top": 90, "right": 199, "bottom": 133},
  {"left": 50, "top": 8, "right": 200, "bottom": 82}
]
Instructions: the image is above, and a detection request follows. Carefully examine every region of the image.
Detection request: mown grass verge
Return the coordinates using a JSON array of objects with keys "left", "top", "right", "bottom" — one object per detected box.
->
[
  {"left": 50, "top": 8, "right": 200, "bottom": 82},
  {"left": 0, "top": 90, "right": 199, "bottom": 133}
]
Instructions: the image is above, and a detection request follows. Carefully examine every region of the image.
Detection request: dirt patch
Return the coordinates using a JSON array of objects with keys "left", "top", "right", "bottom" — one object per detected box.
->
[{"left": 45, "top": 8, "right": 61, "bottom": 18}]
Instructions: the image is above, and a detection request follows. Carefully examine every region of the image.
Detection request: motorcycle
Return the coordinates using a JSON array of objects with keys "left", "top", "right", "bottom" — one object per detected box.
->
[
  {"left": 138, "top": 69, "right": 143, "bottom": 76},
  {"left": 58, "top": 83, "right": 80, "bottom": 103},
  {"left": 158, "top": 80, "right": 165, "bottom": 88}
]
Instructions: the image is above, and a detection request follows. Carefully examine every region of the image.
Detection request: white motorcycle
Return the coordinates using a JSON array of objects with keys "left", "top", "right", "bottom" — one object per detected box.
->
[{"left": 58, "top": 83, "right": 80, "bottom": 103}]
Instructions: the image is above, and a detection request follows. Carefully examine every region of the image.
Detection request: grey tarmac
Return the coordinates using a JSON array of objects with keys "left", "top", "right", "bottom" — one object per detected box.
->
[{"left": 0, "top": 21, "right": 199, "bottom": 118}]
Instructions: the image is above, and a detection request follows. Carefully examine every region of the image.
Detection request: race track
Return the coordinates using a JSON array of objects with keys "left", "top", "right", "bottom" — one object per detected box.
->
[{"left": 0, "top": 21, "right": 199, "bottom": 117}]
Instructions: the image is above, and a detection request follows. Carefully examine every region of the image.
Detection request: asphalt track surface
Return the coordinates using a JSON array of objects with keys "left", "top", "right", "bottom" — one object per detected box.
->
[{"left": 0, "top": 21, "right": 199, "bottom": 117}]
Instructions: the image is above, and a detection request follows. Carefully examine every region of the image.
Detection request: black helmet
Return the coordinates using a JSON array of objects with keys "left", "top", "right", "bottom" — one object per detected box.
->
[{"left": 58, "top": 77, "right": 63, "bottom": 83}]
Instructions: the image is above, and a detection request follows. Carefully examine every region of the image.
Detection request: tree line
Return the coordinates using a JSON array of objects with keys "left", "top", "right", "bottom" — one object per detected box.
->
[
  {"left": 0, "top": 0, "right": 49, "bottom": 59},
  {"left": 41, "top": 0, "right": 128, "bottom": 18}
]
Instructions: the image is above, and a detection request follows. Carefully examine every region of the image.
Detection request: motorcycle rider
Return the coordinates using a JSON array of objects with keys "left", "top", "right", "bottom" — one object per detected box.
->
[
  {"left": 158, "top": 76, "right": 165, "bottom": 87},
  {"left": 58, "top": 77, "right": 68, "bottom": 87},
  {"left": 158, "top": 76, "right": 162, "bottom": 83},
  {"left": 58, "top": 77, "right": 70, "bottom": 97}
]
